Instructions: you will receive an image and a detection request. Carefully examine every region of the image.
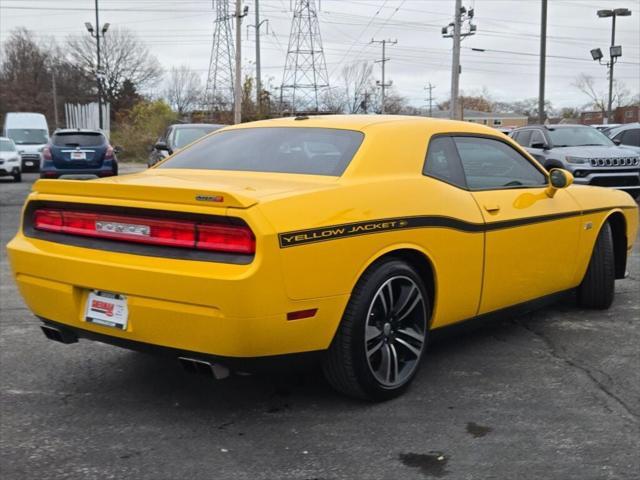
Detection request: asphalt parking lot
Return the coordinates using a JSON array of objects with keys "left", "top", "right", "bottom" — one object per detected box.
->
[{"left": 1, "top": 171, "right": 639, "bottom": 480}]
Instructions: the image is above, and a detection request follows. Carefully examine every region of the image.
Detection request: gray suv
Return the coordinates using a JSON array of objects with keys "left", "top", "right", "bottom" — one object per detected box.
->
[{"left": 511, "top": 124, "right": 640, "bottom": 198}]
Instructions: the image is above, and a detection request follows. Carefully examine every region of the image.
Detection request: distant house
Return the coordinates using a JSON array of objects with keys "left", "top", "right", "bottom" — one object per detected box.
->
[
  {"left": 428, "top": 109, "right": 528, "bottom": 128},
  {"left": 580, "top": 105, "right": 639, "bottom": 125}
]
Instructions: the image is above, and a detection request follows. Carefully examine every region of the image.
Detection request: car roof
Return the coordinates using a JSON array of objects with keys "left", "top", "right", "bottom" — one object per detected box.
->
[
  {"left": 226, "top": 114, "right": 500, "bottom": 133},
  {"left": 54, "top": 128, "right": 105, "bottom": 135},
  {"left": 514, "top": 124, "right": 589, "bottom": 130},
  {"left": 171, "top": 123, "right": 225, "bottom": 129},
  {"left": 0, "top": 136, "right": 14, "bottom": 141},
  {"left": 607, "top": 122, "right": 640, "bottom": 136}
]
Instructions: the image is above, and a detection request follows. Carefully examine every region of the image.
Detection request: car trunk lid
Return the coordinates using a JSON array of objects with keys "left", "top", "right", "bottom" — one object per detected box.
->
[{"left": 31, "top": 168, "right": 337, "bottom": 209}]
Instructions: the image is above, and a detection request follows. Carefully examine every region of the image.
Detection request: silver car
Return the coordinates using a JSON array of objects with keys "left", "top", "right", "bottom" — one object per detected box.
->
[
  {"left": 606, "top": 123, "right": 640, "bottom": 154},
  {"left": 0, "top": 137, "right": 22, "bottom": 182},
  {"left": 511, "top": 124, "right": 640, "bottom": 199}
]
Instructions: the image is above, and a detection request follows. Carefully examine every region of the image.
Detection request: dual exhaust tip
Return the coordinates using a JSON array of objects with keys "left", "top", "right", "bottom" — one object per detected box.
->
[{"left": 40, "top": 324, "right": 230, "bottom": 380}]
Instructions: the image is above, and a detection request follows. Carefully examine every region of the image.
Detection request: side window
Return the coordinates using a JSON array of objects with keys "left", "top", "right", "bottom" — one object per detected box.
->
[
  {"left": 454, "top": 136, "right": 547, "bottom": 190},
  {"left": 529, "top": 130, "right": 545, "bottom": 147},
  {"left": 423, "top": 136, "right": 466, "bottom": 188},
  {"left": 515, "top": 130, "right": 531, "bottom": 146},
  {"left": 622, "top": 129, "right": 640, "bottom": 147}
]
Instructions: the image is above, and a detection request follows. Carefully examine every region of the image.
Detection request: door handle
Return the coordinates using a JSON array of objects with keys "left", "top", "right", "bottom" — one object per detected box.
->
[{"left": 484, "top": 204, "right": 501, "bottom": 213}]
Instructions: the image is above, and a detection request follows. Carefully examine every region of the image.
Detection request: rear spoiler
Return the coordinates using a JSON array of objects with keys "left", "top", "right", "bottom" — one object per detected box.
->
[{"left": 31, "top": 179, "right": 258, "bottom": 209}]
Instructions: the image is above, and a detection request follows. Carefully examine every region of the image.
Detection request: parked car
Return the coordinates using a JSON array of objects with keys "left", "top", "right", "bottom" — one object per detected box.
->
[
  {"left": 592, "top": 123, "right": 621, "bottom": 136},
  {"left": 40, "top": 129, "right": 119, "bottom": 179},
  {"left": 8, "top": 116, "right": 638, "bottom": 400},
  {"left": 0, "top": 136, "right": 22, "bottom": 182},
  {"left": 606, "top": 123, "right": 640, "bottom": 154},
  {"left": 2, "top": 112, "right": 49, "bottom": 172},
  {"left": 511, "top": 124, "right": 640, "bottom": 198},
  {"left": 148, "top": 123, "right": 225, "bottom": 167}
]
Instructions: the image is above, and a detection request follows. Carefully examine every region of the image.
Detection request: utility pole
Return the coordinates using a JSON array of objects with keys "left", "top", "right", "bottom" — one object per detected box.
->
[
  {"left": 442, "top": 2, "right": 476, "bottom": 120},
  {"left": 371, "top": 38, "right": 397, "bottom": 114},
  {"left": 85, "top": 1, "right": 109, "bottom": 131},
  {"left": 248, "top": 0, "right": 269, "bottom": 115},
  {"left": 94, "top": 0, "right": 102, "bottom": 129},
  {"left": 255, "top": 0, "right": 262, "bottom": 114},
  {"left": 450, "top": 0, "right": 461, "bottom": 120},
  {"left": 538, "top": 0, "right": 547, "bottom": 124},
  {"left": 424, "top": 82, "right": 435, "bottom": 117},
  {"left": 591, "top": 8, "right": 631, "bottom": 124},
  {"left": 233, "top": 1, "right": 249, "bottom": 124},
  {"left": 51, "top": 70, "right": 59, "bottom": 129}
]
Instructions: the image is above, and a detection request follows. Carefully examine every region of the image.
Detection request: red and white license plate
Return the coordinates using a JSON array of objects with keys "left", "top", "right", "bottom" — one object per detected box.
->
[
  {"left": 70, "top": 151, "right": 86, "bottom": 160},
  {"left": 85, "top": 290, "right": 128, "bottom": 330}
]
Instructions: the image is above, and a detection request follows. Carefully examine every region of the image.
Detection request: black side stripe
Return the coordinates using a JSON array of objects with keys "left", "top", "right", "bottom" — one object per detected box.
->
[{"left": 278, "top": 205, "right": 635, "bottom": 248}]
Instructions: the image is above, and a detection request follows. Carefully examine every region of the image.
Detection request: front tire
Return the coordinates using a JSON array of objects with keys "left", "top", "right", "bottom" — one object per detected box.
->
[
  {"left": 577, "top": 221, "right": 615, "bottom": 309},
  {"left": 12, "top": 170, "right": 21, "bottom": 182},
  {"left": 323, "top": 259, "right": 430, "bottom": 401}
]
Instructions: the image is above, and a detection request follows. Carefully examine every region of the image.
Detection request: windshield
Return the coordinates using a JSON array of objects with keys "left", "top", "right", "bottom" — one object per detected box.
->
[
  {"left": 159, "top": 127, "right": 364, "bottom": 176},
  {"left": 7, "top": 129, "right": 48, "bottom": 145},
  {"left": 0, "top": 139, "right": 16, "bottom": 152},
  {"left": 548, "top": 127, "right": 613, "bottom": 147},
  {"left": 173, "top": 126, "right": 220, "bottom": 149},
  {"left": 52, "top": 132, "right": 105, "bottom": 147}
]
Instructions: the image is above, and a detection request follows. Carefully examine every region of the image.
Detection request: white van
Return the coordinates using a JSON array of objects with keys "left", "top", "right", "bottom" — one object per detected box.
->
[{"left": 2, "top": 113, "right": 49, "bottom": 172}]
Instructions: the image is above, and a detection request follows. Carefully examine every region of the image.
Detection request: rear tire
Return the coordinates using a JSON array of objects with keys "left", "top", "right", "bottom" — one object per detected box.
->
[
  {"left": 323, "top": 259, "right": 430, "bottom": 401},
  {"left": 577, "top": 221, "right": 615, "bottom": 309}
]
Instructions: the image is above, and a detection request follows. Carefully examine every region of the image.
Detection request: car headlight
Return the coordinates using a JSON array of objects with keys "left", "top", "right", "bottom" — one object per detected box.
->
[{"left": 565, "top": 156, "right": 587, "bottom": 164}]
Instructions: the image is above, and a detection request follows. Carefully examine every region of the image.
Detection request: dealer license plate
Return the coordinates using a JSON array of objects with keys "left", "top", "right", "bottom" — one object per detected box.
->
[
  {"left": 71, "top": 151, "right": 86, "bottom": 160},
  {"left": 85, "top": 291, "right": 128, "bottom": 330}
]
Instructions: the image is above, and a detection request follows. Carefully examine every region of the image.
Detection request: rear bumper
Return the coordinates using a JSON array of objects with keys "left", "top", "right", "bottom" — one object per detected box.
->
[
  {"left": 7, "top": 233, "right": 348, "bottom": 358},
  {"left": 40, "top": 319, "right": 324, "bottom": 373},
  {"left": 40, "top": 167, "right": 116, "bottom": 179}
]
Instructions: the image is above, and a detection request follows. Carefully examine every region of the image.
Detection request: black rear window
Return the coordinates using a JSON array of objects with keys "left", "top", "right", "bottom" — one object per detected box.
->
[
  {"left": 159, "top": 127, "right": 364, "bottom": 176},
  {"left": 52, "top": 132, "right": 105, "bottom": 147}
]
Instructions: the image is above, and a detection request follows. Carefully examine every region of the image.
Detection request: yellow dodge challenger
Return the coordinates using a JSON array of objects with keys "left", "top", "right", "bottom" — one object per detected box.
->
[{"left": 7, "top": 115, "right": 639, "bottom": 400}]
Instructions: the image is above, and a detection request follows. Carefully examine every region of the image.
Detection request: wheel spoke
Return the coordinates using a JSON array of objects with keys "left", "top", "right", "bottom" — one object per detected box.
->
[
  {"left": 395, "top": 336, "right": 422, "bottom": 358},
  {"left": 377, "top": 290, "right": 389, "bottom": 316},
  {"left": 366, "top": 324, "right": 383, "bottom": 342},
  {"left": 397, "top": 292, "right": 423, "bottom": 323},
  {"left": 389, "top": 343, "right": 399, "bottom": 383},
  {"left": 385, "top": 282, "right": 395, "bottom": 314},
  {"left": 394, "top": 284, "right": 417, "bottom": 317},
  {"left": 380, "top": 343, "right": 392, "bottom": 383},
  {"left": 367, "top": 338, "right": 384, "bottom": 358},
  {"left": 396, "top": 326, "right": 425, "bottom": 344}
]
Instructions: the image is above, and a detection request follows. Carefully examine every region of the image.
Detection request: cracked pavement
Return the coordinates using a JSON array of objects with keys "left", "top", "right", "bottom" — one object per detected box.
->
[{"left": 1, "top": 171, "right": 639, "bottom": 480}]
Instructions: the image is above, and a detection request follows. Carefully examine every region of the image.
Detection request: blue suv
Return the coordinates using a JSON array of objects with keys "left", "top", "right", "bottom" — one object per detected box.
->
[{"left": 41, "top": 129, "right": 118, "bottom": 179}]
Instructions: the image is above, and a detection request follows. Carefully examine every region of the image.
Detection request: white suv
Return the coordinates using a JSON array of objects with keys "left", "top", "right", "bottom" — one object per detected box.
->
[{"left": 0, "top": 137, "right": 21, "bottom": 182}]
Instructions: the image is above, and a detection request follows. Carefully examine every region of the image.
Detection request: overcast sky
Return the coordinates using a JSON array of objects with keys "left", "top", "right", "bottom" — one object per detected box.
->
[{"left": 1, "top": 0, "right": 639, "bottom": 110}]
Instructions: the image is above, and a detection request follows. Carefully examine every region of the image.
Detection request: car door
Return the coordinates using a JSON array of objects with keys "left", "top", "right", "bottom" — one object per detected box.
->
[
  {"left": 453, "top": 135, "right": 582, "bottom": 314},
  {"left": 421, "top": 136, "right": 485, "bottom": 327}
]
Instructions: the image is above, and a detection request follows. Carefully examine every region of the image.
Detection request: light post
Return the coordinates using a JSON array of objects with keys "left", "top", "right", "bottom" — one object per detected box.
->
[
  {"left": 85, "top": 1, "right": 110, "bottom": 130},
  {"left": 591, "top": 8, "right": 631, "bottom": 124}
]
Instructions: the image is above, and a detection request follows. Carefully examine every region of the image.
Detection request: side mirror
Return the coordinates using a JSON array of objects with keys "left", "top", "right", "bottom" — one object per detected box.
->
[
  {"left": 113, "top": 145, "right": 123, "bottom": 155},
  {"left": 531, "top": 142, "right": 549, "bottom": 150},
  {"left": 546, "top": 168, "right": 574, "bottom": 198},
  {"left": 612, "top": 138, "right": 621, "bottom": 145},
  {"left": 154, "top": 141, "right": 169, "bottom": 152}
]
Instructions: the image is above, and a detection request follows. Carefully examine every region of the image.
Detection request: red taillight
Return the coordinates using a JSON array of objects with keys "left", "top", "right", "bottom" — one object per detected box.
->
[
  {"left": 32, "top": 209, "right": 255, "bottom": 255},
  {"left": 42, "top": 146, "right": 52, "bottom": 161},
  {"left": 105, "top": 145, "right": 114, "bottom": 159},
  {"left": 197, "top": 224, "right": 255, "bottom": 254}
]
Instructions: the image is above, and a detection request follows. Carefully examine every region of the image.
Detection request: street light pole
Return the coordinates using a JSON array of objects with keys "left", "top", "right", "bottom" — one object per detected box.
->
[
  {"left": 594, "top": 8, "right": 631, "bottom": 124},
  {"left": 95, "top": 0, "right": 102, "bottom": 130},
  {"left": 234, "top": 1, "right": 249, "bottom": 124},
  {"left": 538, "top": 0, "right": 547, "bottom": 124},
  {"left": 606, "top": 13, "right": 617, "bottom": 124}
]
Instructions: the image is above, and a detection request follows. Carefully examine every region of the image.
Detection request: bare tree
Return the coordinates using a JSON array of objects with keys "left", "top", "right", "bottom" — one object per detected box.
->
[
  {"left": 341, "top": 62, "right": 375, "bottom": 114},
  {"left": 66, "top": 27, "right": 162, "bottom": 113},
  {"left": 164, "top": 65, "right": 202, "bottom": 115},
  {"left": 573, "top": 73, "right": 631, "bottom": 111}
]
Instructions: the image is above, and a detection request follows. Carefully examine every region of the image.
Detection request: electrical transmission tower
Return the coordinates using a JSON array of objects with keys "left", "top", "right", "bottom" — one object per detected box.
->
[
  {"left": 206, "top": 0, "right": 236, "bottom": 112},
  {"left": 280, "top": 0, "right": 329, "bottom": 115}
]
